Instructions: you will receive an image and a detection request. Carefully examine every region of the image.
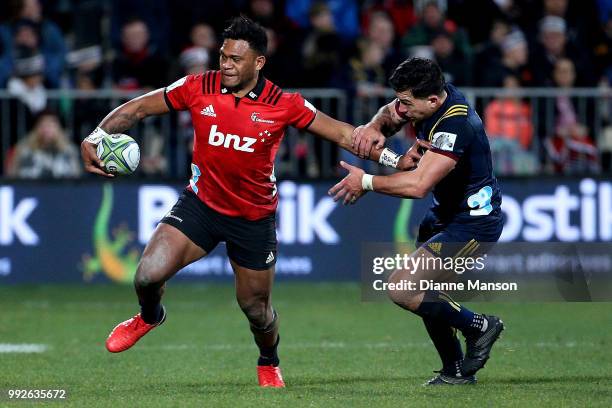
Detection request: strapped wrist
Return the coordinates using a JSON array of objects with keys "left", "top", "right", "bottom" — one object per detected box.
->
[
  {"left": 362, "top": 174, "right": 374, "bottom": 191},
  {"left": 84, "top": 127, "right": 109, "bottom": 145},
  {"left": 379, "top": 148, "right": 402, "bottom": 168}
]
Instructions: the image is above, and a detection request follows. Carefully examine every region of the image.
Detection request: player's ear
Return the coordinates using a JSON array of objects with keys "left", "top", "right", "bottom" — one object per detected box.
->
[
  {"left": 427, "top": 95, "right": 439, "bottom": 107},
  {"left": 255, "top": 55, "right": 266, "bottom": 71}
]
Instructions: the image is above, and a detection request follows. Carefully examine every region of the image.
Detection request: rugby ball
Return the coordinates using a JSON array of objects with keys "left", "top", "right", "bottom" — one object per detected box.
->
[{"left": 96, "top": 134, "right": 140, "bottom": 175}]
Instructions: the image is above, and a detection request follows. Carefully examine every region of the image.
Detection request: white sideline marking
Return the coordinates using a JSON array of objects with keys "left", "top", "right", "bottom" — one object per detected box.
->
[
  {"left": 0, "top": 343, "right": 48, "bottom": 353},
  {"left": 142, "top": 340, "right": 599, "bottom": 352}
]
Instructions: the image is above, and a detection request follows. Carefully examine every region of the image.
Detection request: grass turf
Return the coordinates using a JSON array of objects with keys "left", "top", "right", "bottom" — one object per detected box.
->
[{"left": 0, "top": 283, "right": 611, "bottom": 407}]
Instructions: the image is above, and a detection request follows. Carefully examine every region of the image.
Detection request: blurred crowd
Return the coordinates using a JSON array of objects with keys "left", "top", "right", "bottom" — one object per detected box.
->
[{"left": 1, "top": 0, "right": 611, "bottom": 179}]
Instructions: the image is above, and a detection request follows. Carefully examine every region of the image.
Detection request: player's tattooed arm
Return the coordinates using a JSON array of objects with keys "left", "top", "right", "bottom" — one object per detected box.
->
[
  {"left": 98, "top": 88, "right": 170, "bottom": 134},
  {"left": 352, "top": 100, "right": 407, "bottom": 159},
  {"left": 371, "top": 103, "right": 407, "bottom": 137},
  {"left": 81, "top": 88, "right": 170, "bottom": 177}
]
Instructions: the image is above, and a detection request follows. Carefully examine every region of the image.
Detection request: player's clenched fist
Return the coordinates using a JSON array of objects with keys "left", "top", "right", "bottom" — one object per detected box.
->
[
  {"left": 352, "top": 124, "right": 386, "bottom": 159},
  {"left": 397, "top": 139, "right": 431, "bottom": 171}
]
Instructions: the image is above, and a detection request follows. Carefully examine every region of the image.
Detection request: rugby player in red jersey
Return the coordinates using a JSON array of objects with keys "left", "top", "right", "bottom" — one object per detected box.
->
[{"left": 80, "top": 17, "right": 418, "bottom": 387}]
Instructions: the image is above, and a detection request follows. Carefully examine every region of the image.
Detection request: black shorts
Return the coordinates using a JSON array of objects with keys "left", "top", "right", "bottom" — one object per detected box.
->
[
  {"left": 417, "top": 210, "right": 503, "bottom": 259},
  {"left": 160, "top": 189, "right": 277, "bottom": 270}
]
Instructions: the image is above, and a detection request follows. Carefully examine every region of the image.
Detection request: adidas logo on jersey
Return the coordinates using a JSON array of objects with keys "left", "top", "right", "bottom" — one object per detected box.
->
[
  {"left": 266, "top": 252, "right": 275, "bottom": 264},
  {"left": 201, "top": 104, "right": 217, "bottom": 117}
]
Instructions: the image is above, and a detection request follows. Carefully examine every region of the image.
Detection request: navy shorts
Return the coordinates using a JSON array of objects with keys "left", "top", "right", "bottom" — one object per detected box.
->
[
  {"left": 417, "top": 209, "right": 504, "bottom": 259},
  {"left": 160, "top": 189, "right": 277, "bottom": 270}
]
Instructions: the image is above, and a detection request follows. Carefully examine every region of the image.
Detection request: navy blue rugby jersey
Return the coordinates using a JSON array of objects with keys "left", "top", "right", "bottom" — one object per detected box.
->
[{"left": 396, "top": 83, "right": 502, "bottom": 224}]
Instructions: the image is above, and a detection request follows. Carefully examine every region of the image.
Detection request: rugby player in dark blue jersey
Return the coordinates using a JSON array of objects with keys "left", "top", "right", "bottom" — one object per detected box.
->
[{"left": 330, "top": 58, "right": 505, "bottom": 385}]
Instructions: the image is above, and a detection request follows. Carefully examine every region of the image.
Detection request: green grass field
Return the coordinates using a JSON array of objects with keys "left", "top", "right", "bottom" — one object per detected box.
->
[{"left": 0, "top": 283, "right": 611, "bottom": 407}]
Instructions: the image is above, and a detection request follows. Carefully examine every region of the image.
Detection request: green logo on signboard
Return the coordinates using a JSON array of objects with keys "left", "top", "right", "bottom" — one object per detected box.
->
[{"left": 82, "top": 184, "right": 139, "bottom": 283}]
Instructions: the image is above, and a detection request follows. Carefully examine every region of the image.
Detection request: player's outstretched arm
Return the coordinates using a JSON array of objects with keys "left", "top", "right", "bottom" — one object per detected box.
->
[
  {"left": 329, "top": 148, "right": 456, "bottom": 204},
  {"left": 80, "top": 88, "right": 170, "bottom": 177},
  {"left": 307, "top": 110, "right": 416, "bottom": 171},
  {"left": 352, "top": 100, "right": 408, "bottom": 159},
  {"left": 369, "top": 150, "right": 456, "bottom": 198}
]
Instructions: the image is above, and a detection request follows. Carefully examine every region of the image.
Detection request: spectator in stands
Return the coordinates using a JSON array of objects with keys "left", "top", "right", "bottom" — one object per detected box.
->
[
  {"left": 592, "top": 12, "right": 612, "bottom": 82},
  {"left": 0, "top": 0, "right": 66, "bottom": 88},
  {"left": 447, "top": 0, "right": 522, "bottom": 48},
  {"left": 261, "top": 28, "right": 302, "bottom": 87},
  {"left": 364, "top": 11, "right": 403, "bottom": 79},
  {"left": 301, "top": 2, "right": 350, "bottom": 88},
  {"left": 479, "top": 29, "right": 532, "bottom": 87},
  {"left": 485, "top": 74, "right": 533, "bottom": 149},
  {"left": 65, "top": 0, "right": 105, "bottom": 85},
  {"left": 349, "top": 39, "right": 387, "bottom": 96},
  {"left": 244, "top": 0, "right": 305, "bottom": 87},
  {"left": 529, "top": 0, "right": 602, "bottom": 53},
  {"left": 188, "top": 23, "right": 218, "bottom": 68},
  {"left": 7, "top": 46, "right": 47, "bottom": 116},
  {"left": 401, "top": 1, "right": 472, "bottom": 61},
  {"left": 544, "top": 58, "right": 600, "bottom": 174},
  {"left": 431, "top": 29, "right": 472, "bottom": 85},
  {"left": 179, "top": 47, "right": 209, "bottom": 76},
  {"left": 485, "top": 74, "right": 539, "bottom": 175},
  {"left": 361, "top": 0, "right": 416, "bottom": 38},
  {"left": 530, "top": 16, "right": 595, "bottom": 86},
  {"left": 473, "top": 19, "right": 511, "bottom": 85},
  {"left": 72, "top": 67, "right": 110, "bottom": 143},
  {"left": 6, "top": 110, "right": 81, "bottom": 178},
  {"left": 286, "top": 0, "right": 360, "bottom": 40},
  {"left": 112, "top": 18, "right": 169, "bottom": 90},
  {"left": 110, "top": 0, "right": 170, "bottom": 57}
]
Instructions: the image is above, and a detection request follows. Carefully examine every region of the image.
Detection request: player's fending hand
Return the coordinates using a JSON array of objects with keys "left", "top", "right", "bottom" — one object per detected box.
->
[
  {"left": 352, "top": 124, "right": 385, "bottom": 159},
  {"left": 397, "top": 139, "right": 431, "bottom": 171},
  {"left": 80, "top": 141, "right": 114, "bottom": 178},
  {"left": 328, "top": 161, "right": 367, "bottom": 205}
]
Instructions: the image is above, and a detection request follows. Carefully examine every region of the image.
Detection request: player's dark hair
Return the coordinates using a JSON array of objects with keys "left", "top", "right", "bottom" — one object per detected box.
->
[
  {"left": 389, "top": 58, "right": 445, "bottom": 98},
  {"left": 222, "top": 16, "right": 268, "bottom": 56}
]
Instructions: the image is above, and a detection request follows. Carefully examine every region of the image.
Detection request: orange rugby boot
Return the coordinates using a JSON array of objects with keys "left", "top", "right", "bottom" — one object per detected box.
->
[
  {"left": 257, "top": 365, "right": 285, "bottom": 388},
  {"left": 105, "top": 308, "right": 166, "bottom": 353}
]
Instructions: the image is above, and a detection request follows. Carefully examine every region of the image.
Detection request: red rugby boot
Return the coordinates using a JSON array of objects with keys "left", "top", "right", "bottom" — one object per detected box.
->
[
  {"left": 257, "top": 365, "right": 285, "bottom": 388},
  {"left": 105, "top": 308, "right": 165, "bottom": 353}
]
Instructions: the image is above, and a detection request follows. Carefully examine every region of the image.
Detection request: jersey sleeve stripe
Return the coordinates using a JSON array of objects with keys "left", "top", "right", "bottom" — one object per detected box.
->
[
  {"left": 302, "top": 111, "right": 317, "bottom": 130},
  {"left": 427, "top": 105, "right": 468, "bottom": 140},
  {"left": 271, "top": 91, "right": 283, "bottom": 105},
  {"left": 212, "top": 71, "right": 218, "bottom": 93},
  {"left": 163, "top": 89, "right": 176, "bottom": 112},
  {"left": 429, "top": 147, "right": 459, "bottom": 161},
  {"left": 268, "top": 85, "right": 280, "bottom": 103},
  {"left": 262, "top": 86, "right": 273, "bottom": 103},
  {"left": 264, "top": 86, "right": 280, "bottom": 104},
  {"left": 206, "top": 72, "right": 213, "bottom": 94},
  {"left": 201, "top": 73, "right": 207, "bottom": 94}
]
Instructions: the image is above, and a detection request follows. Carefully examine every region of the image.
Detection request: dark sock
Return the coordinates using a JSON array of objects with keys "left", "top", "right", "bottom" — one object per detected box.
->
[
  {"left": 140, "top": 302, "right": 163, "bottom": 324},
  {"left": 257, "top": 335, "right": 280, "bottom": 367},
  {"left": 413, "top": 290, "right": 487, "bottom": 335},
  {"left": 423, "top": 317, "right": 463, "bottom": 376}
]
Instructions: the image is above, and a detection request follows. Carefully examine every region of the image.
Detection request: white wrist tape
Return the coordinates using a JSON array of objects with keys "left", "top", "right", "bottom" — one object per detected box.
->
[
  {"left": 84, "top": 127, "right": 109, "bottom": 145},
  {"left": 362, "top": 174, "right": 374, "bottom": 191},
  {"left": 378, "top": 148, "right": 403, "bottom": 168}
]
